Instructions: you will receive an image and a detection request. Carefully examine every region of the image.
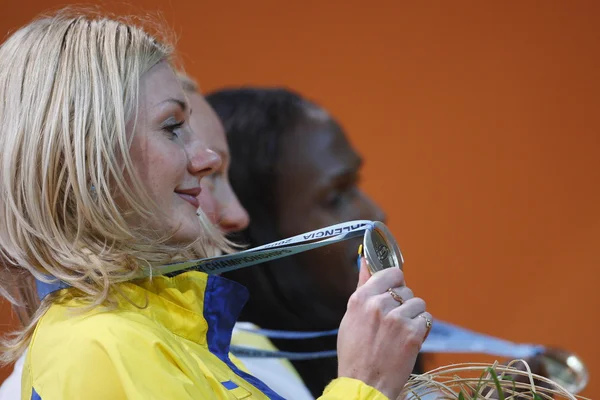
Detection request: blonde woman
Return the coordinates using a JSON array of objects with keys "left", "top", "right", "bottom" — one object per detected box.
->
[
  {"left": 0, "top": 75, "right": 313, "bottom": 400},
  {"left": 0, "top": 11, "right": 431, "bottom": 400}
]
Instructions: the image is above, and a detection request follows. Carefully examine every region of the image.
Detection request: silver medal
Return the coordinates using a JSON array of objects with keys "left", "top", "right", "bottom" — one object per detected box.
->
[
  {"left": 541, "top": 348, "right": 588, "bottom": 394},
  {"left": 362, "top": 221, "right": 404, "bottom": 273}
]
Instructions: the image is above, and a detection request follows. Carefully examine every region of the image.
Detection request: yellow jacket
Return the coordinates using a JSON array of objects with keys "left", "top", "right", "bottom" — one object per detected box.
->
[{"left": 22, "top": 271, "right": 388, "bottom": 399}]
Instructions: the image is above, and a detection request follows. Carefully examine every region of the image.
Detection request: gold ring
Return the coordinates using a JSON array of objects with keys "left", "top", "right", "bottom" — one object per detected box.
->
[
  {"left": 419, "top": 314, "right": 433, "bottom": 340},
  {"left": 387, "top": 288, "right": 404, "bottom": 304}
]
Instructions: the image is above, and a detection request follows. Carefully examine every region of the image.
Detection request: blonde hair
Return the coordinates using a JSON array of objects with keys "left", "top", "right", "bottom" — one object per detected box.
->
[{"left": 0, "top": 11, "right": 227, "bottom": 363}]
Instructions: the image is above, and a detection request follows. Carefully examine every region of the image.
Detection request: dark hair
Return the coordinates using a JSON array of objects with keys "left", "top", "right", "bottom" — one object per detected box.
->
[
  {"left": 206, "top": 87, "right": 312, "bottom": 248},
  {"left": 206, "top": 87, "right": 423, "bottom": 390}
]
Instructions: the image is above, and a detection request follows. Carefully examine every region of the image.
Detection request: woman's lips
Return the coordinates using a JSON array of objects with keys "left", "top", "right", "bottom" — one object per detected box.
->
[{"left": 175, "top": 187, "right": 202, "bottom": 209}]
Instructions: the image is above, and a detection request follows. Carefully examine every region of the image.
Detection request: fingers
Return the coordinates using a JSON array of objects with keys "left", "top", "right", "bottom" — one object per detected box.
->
[
  {"left": 385, "top": 299, "right": 431, "bottom": 342},
  {"left": 352, "top": 257, "right": 431, "bottom": 345},
  {"left": 382, "top": 301, "right": 432, "bottom": 347},
  {"left": 356, "top": 257, "right": 371, "bottom": 288},
  {"left": 389, "top": 297, "right": 426, "bottom": 319},
  {"left": 358, "top": 259, "right": 405, "bottom": 295},
  {"left": 372, "top": 286, "right": 415, "bottom": 314},
  {"left": 392, "top": 286, "right": 414, "bottom": 302},
  {"left": 416, "top": 312, "right": 433, "bottom": 339},
  {"left": 418, "top": 312, "right": 433, "bottom": 325}
]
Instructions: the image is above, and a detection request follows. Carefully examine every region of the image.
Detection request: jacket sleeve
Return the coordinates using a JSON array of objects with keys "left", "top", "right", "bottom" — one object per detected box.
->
[{"left": 317, "top": 377, "right": 390, "bottom": 400}]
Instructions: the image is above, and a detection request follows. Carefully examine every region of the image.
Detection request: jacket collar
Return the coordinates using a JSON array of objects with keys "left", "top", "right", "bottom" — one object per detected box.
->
[{"left": 120, "top": 272, "right": 249, "bottom": 352}]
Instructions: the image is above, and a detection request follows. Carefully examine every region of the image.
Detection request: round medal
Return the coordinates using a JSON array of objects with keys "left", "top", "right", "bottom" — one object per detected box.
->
[
  {"left": 541, "top": 348, "right": 588, "bottom": 394},
  {"left": 362, "top": 221, "right": 404, "bottom": 273}
]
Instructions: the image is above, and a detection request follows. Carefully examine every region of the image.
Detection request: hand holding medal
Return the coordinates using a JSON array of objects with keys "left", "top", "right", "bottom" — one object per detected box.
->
[{"left": 336, "top": 222, "right": 432, "bottom": 400}]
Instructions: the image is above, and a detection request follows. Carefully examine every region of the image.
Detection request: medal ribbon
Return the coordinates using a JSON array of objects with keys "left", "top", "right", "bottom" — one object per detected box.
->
[
  {"left": 36, "top": 220, "right": 374, "bottom": 298},
  {"left": 231, "top": 321, "right": 544, "bottom": 359}
]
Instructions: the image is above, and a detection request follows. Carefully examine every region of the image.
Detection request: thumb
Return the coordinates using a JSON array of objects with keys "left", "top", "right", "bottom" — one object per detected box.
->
[{"left": 357, "top": 256, "right": 371, "bottom": 288}]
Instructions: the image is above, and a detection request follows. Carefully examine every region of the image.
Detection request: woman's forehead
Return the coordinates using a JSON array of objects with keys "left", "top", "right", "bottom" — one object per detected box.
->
[{"left": 140, "top": 62, "right": 185, "bottom": 106}]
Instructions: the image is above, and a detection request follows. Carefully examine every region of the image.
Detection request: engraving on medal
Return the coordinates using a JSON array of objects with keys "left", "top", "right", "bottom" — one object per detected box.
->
[
  {"left": 363, "top": 221, "right": 404, "bottom": 273},
  {"left": 376, "top": 244, "right": 389, "bottom": 263}
]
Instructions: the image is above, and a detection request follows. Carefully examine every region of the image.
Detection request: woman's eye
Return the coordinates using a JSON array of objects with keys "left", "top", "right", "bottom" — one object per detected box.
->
[
  {"left": 325, "top": 188, "right": 354, "bottom": 209},
  {"left": 162, "top": 121, "right": 185, "bottom": 138},
  {"left": 327, "top": 192, "right": 344, "bottom": 208}
]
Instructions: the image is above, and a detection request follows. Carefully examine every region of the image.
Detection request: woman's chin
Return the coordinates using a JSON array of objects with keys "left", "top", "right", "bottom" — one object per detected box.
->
[
  {"left": 170, "top": 230, "right": 202, "bottom": 247},
  {"left": 160, "top": 219, "right": 201, "bottom": 247}
]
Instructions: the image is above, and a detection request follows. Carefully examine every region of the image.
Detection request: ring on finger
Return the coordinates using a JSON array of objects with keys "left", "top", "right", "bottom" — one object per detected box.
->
[
  {"left": 387, "top": 288, "right": 404, "bottom": 304},
  {"left": 419, "top": 314, "right": 433, "bottom": 340}
]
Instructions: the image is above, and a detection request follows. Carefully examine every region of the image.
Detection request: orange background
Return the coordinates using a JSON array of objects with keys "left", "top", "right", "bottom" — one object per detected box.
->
[{"left": 1, "top": 1, "right": 598, "bottom": 398}]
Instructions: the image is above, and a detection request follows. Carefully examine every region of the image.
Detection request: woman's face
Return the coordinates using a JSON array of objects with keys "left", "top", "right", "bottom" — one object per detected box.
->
[
  {"left": 127, "top": 62, "right": 222, "bottom": 244},
  {"left": 273, "top": 117, "right": 387, "bottom": 323},
  {"left": 188, "top": 92, "right": 250, "bottom": 234}
]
